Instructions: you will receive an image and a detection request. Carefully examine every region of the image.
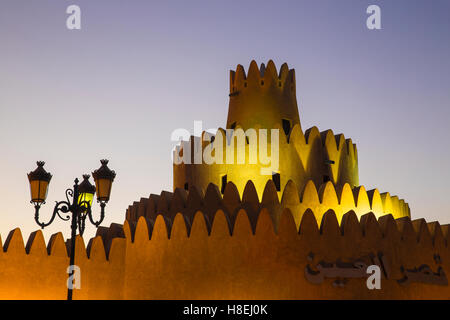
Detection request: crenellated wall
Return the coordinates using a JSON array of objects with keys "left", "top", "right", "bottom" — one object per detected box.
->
[
  {"left": 0, "top": 202, "right": 448, "bottom": 299},
  {"left": 173, "top": 124, "right": 359, "bottom": 199},
  {"left": 136, "top": 180, "right": 409, "bottom": 231},
  {"left": 227, "top": 60, "right": 300, "bottom": 132},
  {"left": 121, "top": 210, "right": 450, "bottom": 299},
  {"left": 0, "top": 227, "right": 126, "bottom": 300}
]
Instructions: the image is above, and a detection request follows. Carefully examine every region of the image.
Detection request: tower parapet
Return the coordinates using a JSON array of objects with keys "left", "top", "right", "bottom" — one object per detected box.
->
[
  {"left": 173, "top": 124, "right": 359, "bottom": 198},
  {"left": 227, "top": 60, "right": 301, "bottom": 134}
]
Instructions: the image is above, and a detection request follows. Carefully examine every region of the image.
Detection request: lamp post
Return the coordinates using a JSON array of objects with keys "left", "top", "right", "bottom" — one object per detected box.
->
[{"left": 27, "top": 159, "right": 116, "bottom": 300}]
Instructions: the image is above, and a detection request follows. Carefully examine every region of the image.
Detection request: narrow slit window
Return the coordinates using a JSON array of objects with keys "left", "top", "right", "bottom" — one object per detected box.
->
[
  {"left": 272, "top": 172, "right": 281, "bottom": 192},
  {"left": 184, "top": 182, "right": 189, "bottom": 190},
  {"left": 282, "top": 119, "right": 291, "bottom": 136},
  {"left": 221, "top": 175, "right": 227, "bottom": 194}
]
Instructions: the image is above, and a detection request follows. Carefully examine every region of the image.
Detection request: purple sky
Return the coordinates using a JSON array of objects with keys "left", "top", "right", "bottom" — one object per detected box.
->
[{"left": 0, "top": 0, "right": 449, "bottom": 241}]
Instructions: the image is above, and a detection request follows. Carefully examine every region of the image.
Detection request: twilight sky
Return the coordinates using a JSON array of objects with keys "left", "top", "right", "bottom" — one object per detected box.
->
[{"left": 0, "top": 0, "right": 449, "bottom": 242}]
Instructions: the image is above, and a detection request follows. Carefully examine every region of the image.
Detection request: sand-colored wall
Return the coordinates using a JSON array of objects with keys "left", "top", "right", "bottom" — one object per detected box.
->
[
  {"left": 226, "top": 60, "right": 301, "bottom": 132},
  {"left": 173, "top": 125, "right": 359, "bottom": 201},
  {"left": 0, "top": 204, "right": 447, "bottom": 300},
  {"left": 122, "top": 210, "right": 450, "bottom": 299},
  {"left": 0, "top": 228, "right": 126, "bottom": 300},
  {"left": 0, "top": 181, "right": 418, "bottom": 300},
  {"left": 130, "top": 180, "right": 409, "bottom": 230}
]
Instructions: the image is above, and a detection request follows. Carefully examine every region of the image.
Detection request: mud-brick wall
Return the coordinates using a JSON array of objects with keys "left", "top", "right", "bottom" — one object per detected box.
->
[
  {"left": 0, "top": 228, "right": 126, "bottom": 299},
  {"left": 0, "top": 209, "right": 449, "bottom": 299},
  {"left": 121, "top": 210, "right": 450, "bottom": 299}
]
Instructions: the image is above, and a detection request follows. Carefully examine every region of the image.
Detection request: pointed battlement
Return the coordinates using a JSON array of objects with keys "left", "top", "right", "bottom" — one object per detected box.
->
[
  {"left": 129, "top": 179, "right": 409, "bottom": 231},
  {"left": 227, "top": 60, "right": 301, "bottom": 132},
  {"left": 173, "top": 123, "right": 359, "bottom": 198},
  {"left": 2, "top": 191, "right": 446, "bottom": 299},
  {"left": 229, "top": 60, "right": 296, "bottom": 93}
]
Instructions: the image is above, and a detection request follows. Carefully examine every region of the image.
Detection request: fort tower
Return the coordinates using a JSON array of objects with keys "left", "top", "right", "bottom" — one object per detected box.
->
[{"left": 227, "top": 60, "right": 301, "bottom": 134}]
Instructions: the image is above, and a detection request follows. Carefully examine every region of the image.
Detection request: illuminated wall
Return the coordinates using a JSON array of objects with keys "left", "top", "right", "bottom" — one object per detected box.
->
[
  {"left": 128, "top": 180, "right": 409, "bottom": 228},
  {"left": 226, "top": 60, "right": 301, "bottom": 134},
  {"left": 174, "top": 125, "right": 359, "bottom": 202},
  {"left": 174, "top": 61, "right": 360, "bottom": 200},
  {"left": 0, "top": 187, "right": 447, "bottom": 299}
]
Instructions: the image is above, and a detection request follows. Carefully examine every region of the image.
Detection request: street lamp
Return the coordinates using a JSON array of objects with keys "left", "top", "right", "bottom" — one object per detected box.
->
[{"left": 27, "top": 159, "right": 116, "bottom": 300}]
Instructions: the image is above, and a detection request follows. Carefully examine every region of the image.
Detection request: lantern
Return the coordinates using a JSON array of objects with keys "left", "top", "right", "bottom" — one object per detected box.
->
[
  {"left": 92, "top": 159, "right": 116, "bottom": 203},
  {"left": 27, "top": 161, "right": 52, "bottom": 204},
  {"left": 78, "top": 174, "right": 96, "bottom": 211}
]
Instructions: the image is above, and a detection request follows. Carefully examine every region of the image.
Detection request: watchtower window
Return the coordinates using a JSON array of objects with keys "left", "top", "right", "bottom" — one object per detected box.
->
[
  {"left": 184, "top": 182, "right": 189, "bottom": 190},
  {"left": 323, "top": 175, "right": 330, "bottom": 183},
  {"left": 282, "top": 119, "right": 291, "bottom": 136},
  {"left": 272, "top": 172, "right": 281, "bottom": 192},
  {"left": 221, "top": 175, "right": 227, "bottom": 194}
]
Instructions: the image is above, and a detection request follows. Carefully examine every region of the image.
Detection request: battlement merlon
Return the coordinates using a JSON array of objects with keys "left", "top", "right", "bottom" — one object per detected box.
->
[{"left": 229, "top": 60, "right": 296, "bottom": 92}]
